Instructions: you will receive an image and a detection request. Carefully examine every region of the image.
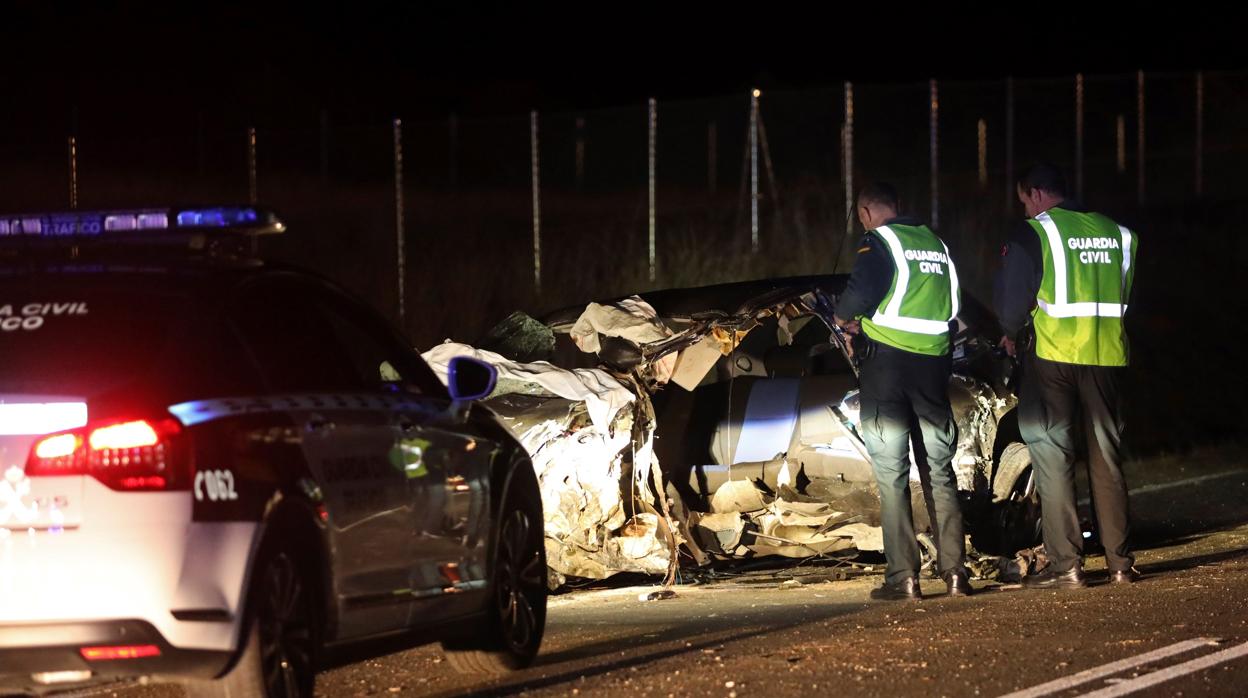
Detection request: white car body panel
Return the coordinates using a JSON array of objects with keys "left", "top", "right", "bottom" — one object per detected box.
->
[{"left": 1, "top": 469, "right": 256, "bottom": 653}]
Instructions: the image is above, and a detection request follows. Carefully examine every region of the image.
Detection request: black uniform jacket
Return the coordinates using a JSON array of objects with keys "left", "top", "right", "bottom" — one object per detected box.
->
[
  {"left": 834, "top": 216, "right": 928, "bottom": 322},
  {"left": 993, "top": 201, "right": 1102, "bottom": 341}
]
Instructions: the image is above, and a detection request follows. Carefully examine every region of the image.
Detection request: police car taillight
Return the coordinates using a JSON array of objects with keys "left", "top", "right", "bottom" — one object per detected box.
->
[
  {"left": 79, "top": 644, "right": 161, "bottom": 661},
  {"left": 27, "top": 417, "right": 188, "bottom": 492}
]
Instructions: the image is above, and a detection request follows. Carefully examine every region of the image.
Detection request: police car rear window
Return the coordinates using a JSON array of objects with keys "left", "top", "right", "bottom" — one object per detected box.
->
[{"left": 0, "top": 276, "right": 187, "bottom": 395}]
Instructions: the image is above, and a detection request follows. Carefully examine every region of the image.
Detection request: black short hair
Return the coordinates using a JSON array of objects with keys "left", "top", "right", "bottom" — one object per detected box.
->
[
  {"left": 1017, "top": 163, "right": 1068, "bottom": 198},
  {"left": 858, "top": 182, "right": 899, "bottom": 211}
]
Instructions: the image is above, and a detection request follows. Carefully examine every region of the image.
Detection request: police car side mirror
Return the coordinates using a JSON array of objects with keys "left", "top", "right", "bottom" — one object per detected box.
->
[{"left": 447, "top": 356, "right": 497, "bottom": 402}]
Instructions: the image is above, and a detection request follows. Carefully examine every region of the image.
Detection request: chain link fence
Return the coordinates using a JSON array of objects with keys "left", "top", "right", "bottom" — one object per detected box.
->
[{"left": 1, "top": 70, "right": 1243, "bottom": 351}]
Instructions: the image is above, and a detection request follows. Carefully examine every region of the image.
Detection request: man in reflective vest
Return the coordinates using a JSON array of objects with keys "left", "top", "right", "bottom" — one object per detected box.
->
[
  {"left": 995, "top": 163, "right": 1140, "bottom": 588},
  {"left": 834, "top": 182, "right": 971, "bottom": 600}
]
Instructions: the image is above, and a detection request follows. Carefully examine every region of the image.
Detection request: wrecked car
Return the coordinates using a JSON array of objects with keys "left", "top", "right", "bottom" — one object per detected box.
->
[{"left": 425, "top": 275, "right": 1041, "bottom": 588}]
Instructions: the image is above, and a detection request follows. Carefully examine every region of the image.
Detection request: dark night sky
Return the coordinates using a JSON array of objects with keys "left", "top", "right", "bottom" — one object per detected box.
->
[{"left": 3, "top": 1, "right": 1245, "bottom": 130}]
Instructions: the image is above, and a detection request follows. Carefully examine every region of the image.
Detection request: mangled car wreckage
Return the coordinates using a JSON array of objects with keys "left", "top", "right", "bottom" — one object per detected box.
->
[{"left": 423, "top": 276, "right": 1039, "bottom": 589}]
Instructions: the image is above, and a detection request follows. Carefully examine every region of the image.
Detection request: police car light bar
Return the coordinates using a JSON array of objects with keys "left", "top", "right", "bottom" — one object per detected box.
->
[{"left": 0, "top": 206, "right": 284, "bottom": 237}]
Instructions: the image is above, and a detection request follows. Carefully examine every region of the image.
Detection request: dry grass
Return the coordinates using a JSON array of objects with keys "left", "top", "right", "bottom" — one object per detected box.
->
[{"left": 1, "top": 165, "right": 1242, "bottom": 457}]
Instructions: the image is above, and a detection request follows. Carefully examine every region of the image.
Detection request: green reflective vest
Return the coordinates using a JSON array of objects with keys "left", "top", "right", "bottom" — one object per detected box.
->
[
  {"left": 1029, "top": 207, "right": 1137, "bottom": 367},
  {"left": 859, "top": 223, "right": 960, "bottom": 356}
]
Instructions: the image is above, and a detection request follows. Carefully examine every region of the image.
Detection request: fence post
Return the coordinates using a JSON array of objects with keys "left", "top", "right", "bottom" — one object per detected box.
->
[
  {"left": 392, "top": 118, "right": 406, "bottom": 328},
  {"left": 530, "top": 110, "right": 542, "bottom": 295},
  {"left": 247, "top": 127, "right": 258, "bottom": 205},
  {"left": 648, "top": 98, "right": 657, "bottom": 283},
  {"left": 1006, "top": 77, "right": 1015, "bottom": 208},
  {"left": 749, "top": 89, "right": 760, "bottom": 253},
  {"left": 1137, "top": 70, "right": 1146, "bottom": 205},
  {"left": 758, "top": 116, "right": 780, "bottom": 211},
  {"left": 67, "top": 136, "right": 78, "bottom": 210},
  {"left": 844, "top": 81, "right": 854, "bottom": 240},
  {"left": 1195, "top": 70, "right": 1204, "bottom": 197},
  {"left": 1075, "top": 73, "right": 1084, "bottom": 200},
  {"left": 977, "top": 118, "right": 987, "bottom": 188},
  {"left": 707, "top": 121, "right": 717, "bottom": 196},
  {"left": 929, "top": 79, "right": 939, "bottom": 228},
  {"left": 1116, "top": 114, "right": 1126, "bottom": 173}
]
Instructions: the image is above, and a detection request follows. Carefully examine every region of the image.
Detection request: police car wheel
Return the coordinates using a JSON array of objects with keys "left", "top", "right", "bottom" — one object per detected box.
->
[
  {"left": 185, "top": 550, "right": 316, "bottom": 698},
  {"left": 254, "top": 550, "right": 316, "bottom": 696},
  {"left": 443, "top": 465, "right": 546, "bottom": 674}
]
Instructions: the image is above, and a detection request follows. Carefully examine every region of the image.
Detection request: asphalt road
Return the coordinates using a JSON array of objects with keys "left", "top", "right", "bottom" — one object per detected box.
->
[{"left": 79, "top": 462, "right": 1248, "bottom": 698}]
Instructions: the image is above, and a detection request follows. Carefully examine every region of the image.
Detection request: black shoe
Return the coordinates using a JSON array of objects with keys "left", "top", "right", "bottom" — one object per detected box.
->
[
  {"left": 870, "top": 576, "right": 922, "bottom": 601},
  {"left": 1023, "top": 564, "right": 1087, "bottom": 589},
  {"left": 943, "top": 570, "right": 974, "bottom": 597},
  {"left": 1109, "top": 567, "right": 1141, "bottom": 584}
]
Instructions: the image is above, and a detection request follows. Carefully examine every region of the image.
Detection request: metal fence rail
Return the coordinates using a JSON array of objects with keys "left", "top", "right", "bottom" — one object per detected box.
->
[{"left": 0, "top": 69, "right": 1243, "bottom": 345}]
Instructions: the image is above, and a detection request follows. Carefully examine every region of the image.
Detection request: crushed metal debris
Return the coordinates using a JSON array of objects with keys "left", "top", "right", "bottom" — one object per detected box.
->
[{"left": 427, "top": 276, "right": 1035, "bottom": 590}]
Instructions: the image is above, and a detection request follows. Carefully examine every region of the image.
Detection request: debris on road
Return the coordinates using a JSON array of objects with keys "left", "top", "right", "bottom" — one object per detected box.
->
[{"left": 638, "top": 589, "right": 679, "bottom": 602}]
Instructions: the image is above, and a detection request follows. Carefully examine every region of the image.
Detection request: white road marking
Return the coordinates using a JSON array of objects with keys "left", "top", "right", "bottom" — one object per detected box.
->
[
  {"left": 1077, "top": 470, "right": 1245, "bottom": 506},
  {"left": 1129, "top": 470, "right": 1247, "bottom": 496},
  {"left": 1076, "top": 640, "right": 1248, "bottom": 697},
  {"left": 997, "top": 637, "right": 1219, "bottom": 698}
]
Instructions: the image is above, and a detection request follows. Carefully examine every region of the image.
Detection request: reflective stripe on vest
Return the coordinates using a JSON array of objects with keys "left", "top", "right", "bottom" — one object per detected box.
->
[
  {"left": 1034, "top": 212, "right": 1132, "bottom": 319},
  {"left": 869, "top": 225, "right": 960, "bottom": 335},
  {"left": 1029, "top": 207, "right": 1137, "bottom": 366}
]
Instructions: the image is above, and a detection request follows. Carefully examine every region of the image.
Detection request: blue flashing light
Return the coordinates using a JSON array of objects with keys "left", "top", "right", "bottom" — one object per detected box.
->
[{"left": 175, "top": 207, "right": 260, "bottom": 228}]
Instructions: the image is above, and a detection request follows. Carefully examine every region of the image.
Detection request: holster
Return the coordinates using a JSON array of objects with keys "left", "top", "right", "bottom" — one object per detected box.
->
[
  {"left": 852, "top": 332, "right": 878, "bottom": 363},
  {"left": 1017, "top": 324, "right": 1036, "bottom": 353}
]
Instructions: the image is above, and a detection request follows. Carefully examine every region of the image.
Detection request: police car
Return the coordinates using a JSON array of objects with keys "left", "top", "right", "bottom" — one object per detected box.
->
[{"left": 0, "top": 207, "right": 546, "bottom": 696}]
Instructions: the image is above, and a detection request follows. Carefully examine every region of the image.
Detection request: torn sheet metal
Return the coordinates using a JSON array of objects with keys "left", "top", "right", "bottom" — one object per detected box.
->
[
  {"left": 488, "top": 395, "right": 672, "bottom": 587},
  {"left": 422, "top": 344, "right": 676, "bottom": 589},
  {"left": 569, "top": 296, "right": 678, "bottom": 383},
  {"left": 462, "top": 275, "right": 1023, "bottom": 585},
  {"left": 670, "top": 336, "right": 722, "bottom": 391},
  {"left": 423, "top": 342, "right": 634, "bottom": 432},
  {"left": 949, "top": 374, "right": 1017, "bottom": 493},
  {"left": 644, "top": 293, "right": 1018, "bottom": 566},
  {"left": 689, "top": 512, "right": 746, "bottom": 553},
  {"left": 709, "top": 480, "right": 771, "bottom": 514},
  {"left": 569, "top": 296, "right": 669, "bottom": 351},
  {"left": 688, "top": 473, "right": 884, "bottom": 558}
]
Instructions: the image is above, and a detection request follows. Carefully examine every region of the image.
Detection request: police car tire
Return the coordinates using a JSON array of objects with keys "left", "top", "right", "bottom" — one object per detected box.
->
[
  {"left": 185, "top": 549, "right": 316, "bottom": 698},
  {"left": 443, "top": 463, "right": 546, "bottom": 674},
  {"left": 991, "top": 442, "right": 1042, "bottom": 556}
]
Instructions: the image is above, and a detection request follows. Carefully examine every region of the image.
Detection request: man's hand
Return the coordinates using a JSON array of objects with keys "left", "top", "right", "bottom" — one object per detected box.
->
[
  {"left": 999, "top": 334, "right": 1016, "bottom": 358},
  {"left": 833, "top": 314, "right": 861, "bottom": 335}
]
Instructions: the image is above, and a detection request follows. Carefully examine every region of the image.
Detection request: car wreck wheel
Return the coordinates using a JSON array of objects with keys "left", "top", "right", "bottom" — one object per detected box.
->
[
  {"left": 444, "top": 463, "right": 546, "bottom": 674},
  {"left": 991, "top": 442, "right": 1043, "bottom": 556}
]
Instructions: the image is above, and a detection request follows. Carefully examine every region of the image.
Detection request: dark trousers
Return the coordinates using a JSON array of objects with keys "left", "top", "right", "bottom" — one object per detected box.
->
[
  {"left": 1018, "top": 350, "right": 1132, "bottom": 572},
  {"left": 859, "top": 343, "right": 964, "bottom": 584}
]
